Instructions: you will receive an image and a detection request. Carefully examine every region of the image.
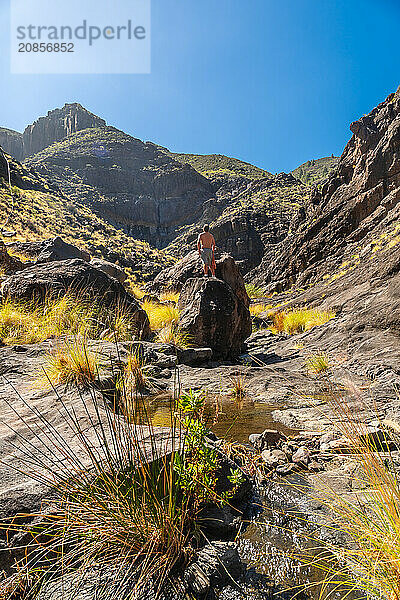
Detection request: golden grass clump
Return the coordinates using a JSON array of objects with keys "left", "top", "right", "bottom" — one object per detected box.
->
[
  {"left": 269, "top": 307, "right": 335, "bottom": 334},
  {"left": 156, "top": 323, "right": 191, "bottom": 348},
  {"left": 0, "top": 388, "right": 192, "bottom": 598},
  {"left": 142, "top": 301, "right": 180, "bottom": 331},
  {"left": 229, "top": 371, "right": 249, "bottom": 400},
  {"left": 0, "top": 300, "right": 41, "bottom": 344},
  {"left": 0, "top": 295, "right": 93, "bottom": 345},
  {"left": 249, "top": 303, "right": 273, "bottom": 318},
  {"left": 0, "top": 294, "right": 146, "bottom": 345},
  {"left": 40, "top": 338, "right": 100, "bottom": 388},
  {"left": 0, "top": 380, "right": 226, "bottom": 597},
  {"left": 117, "top": 351, "right": 147, "bottom": 394},
  {"left": 160, "top": 291, "right": 180, "bottom": 304},
  {"left": 129, "top": 283, "right": 145, "bottom": 300},
  {"left": 305, "top": 352, "right": 331, "bottom": 375}
]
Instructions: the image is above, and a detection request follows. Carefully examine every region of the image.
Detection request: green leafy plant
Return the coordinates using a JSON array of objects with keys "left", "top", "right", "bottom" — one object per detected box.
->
[{"left": 174, "top": 390, "right": 220, "bottom": 511}]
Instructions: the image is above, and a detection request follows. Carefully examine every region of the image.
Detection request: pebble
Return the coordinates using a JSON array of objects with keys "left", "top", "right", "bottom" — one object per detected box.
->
[
  {"left": 292, "top": 446, "right": 310, "bottom": 465},
  {"left": 261, "top": 449, "right": 287, "bottom": 468}
]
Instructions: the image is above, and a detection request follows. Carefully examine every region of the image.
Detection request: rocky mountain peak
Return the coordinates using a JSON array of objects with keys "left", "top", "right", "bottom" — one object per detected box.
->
[{"left": 22, "top": 103, "right": 107, "bottom": 158}]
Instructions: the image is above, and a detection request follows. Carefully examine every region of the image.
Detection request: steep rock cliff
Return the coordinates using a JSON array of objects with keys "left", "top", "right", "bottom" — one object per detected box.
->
[
  {"left": 250, "top": 88, "right": 400, "bottom": 290},
  {"left": 0, "top": 128, "right": 24, "bottom": 162}
]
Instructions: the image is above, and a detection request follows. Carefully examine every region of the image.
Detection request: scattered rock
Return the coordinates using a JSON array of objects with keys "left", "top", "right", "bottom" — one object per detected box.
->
[
  {"left": 90, "top": 258, "right": 127, "bottom": 284},
  {"left": 292, "top": 446, "right": 311, "bottom": 465},
  {"left": 308, "top": 460, "right": 324, "bottom": 472},
  {"left": 249, "top": 429, "right": 286, "bottom": 452},
  {"left": 276, "top": 462, "right": 297, "bottom": 476},
  {"left": 36, "top": 236, "right": 90, "bottom": 263},
  {"left": 319, "top": 432, "right": 337, "bottom": 447},
  {"left": 261, "top": 449, "right": 287, "bottom": 468},
  {"left": 184, "top": 542, "right": 244, "bottom": 597},
  {"left": 322, "top": 437, "right": 352, "bottom": 453}
]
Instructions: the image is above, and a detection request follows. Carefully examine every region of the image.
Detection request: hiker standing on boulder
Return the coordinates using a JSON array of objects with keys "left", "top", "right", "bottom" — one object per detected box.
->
[{"left": 197, "top": 224, "right": 216, "bottom": 277}]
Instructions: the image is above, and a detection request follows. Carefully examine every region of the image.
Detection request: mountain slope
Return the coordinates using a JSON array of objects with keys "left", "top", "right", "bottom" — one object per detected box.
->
[
  {"left": 166, "top": 172, "right": 309, "bottom": 273},
  {"left": 1, "top": 103, "right": 334, "bottom": 278},
  {"left": 0, "top": 128, "right": 24, "bottom": 161},
  {"left": 158, "top": 147, "right": 271, "bottom": 180},
  {"left": 25, "top": 125, "right": 214, "bottom": 248},
  {"left": 0, "top": 151, "right": 174, "bottom": 280},
  {"left": 291, "top": 156, "right": 339, "bottom": 186}
]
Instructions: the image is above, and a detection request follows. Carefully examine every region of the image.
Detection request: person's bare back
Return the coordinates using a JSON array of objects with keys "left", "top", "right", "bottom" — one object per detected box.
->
[
  {"left": 197, "top": 225, "right": 216, "bottom": 276},
  {"left": 198, "top": 231, "right": 216, "bottom": 249}
]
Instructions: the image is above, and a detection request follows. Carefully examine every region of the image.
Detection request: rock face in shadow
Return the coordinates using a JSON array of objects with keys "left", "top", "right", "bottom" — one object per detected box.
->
[
  {"left": 1, "top": 259, "right": 150, "bottom": 337},
  {"left": 149, "top": 251, "right": 250, "bottom": 308},
  {"left": 178, "top": 277, "right": 251, "bottom": 359},
  {"left": 0, "top": 128, "right": 24, "bottom": 161},
  {"left": 0, "top": 241, "right": 28, "bottom": 275},
  {"left": 250, "top": 87, "right": 400, "bottom": 291}
]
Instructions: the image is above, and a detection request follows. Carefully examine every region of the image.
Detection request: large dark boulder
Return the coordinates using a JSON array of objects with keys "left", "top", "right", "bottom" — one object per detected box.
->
[
  {"left": 178, "top": 277, "right": 251, "bottom": 359},
  {"left": 0, "top": 259, "right": 150, "bottom": 337},
  {"left": 36, "top": 236, "right": 90, "bottom": 263},
  {"left": 149, "top": 251, "right": 250, "bottom": 308}
]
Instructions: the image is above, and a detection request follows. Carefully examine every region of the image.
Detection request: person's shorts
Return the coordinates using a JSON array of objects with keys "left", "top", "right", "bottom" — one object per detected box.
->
[{"left": 200, "top": 248, "right": 213, "bottom": 266}]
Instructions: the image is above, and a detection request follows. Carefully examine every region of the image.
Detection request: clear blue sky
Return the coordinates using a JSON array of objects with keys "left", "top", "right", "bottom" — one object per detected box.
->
[{"left": 0, "top": 0, "right": 399, "bottom": 173}]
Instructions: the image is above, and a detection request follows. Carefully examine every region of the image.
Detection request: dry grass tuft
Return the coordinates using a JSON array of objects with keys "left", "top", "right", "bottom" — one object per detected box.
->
[
  {"left": 269, "top": 307, "right": 335, "bottom": 334},
  {"left": 117, "top": 351, "right": 147, "bottom": 395},
  {"left": 245, "top": 284, "right": 267, "bottom": 299},
  {"left": 40, "top": 338, "right": 100, "bottom": 388},
  {"left": 229, "top": 371, "right": 249, "bottom": 400},
  {"left": 0, "top": 294, "right": 145, "bottom": 345},
  {"left": 305, "top": 352, "right": 331, "bottom": 375},
  {"left": 129, "top": 283, "right": 145, "bottom": 300},
  {"left": 249, "top": 303, "right": 273, "bottom": 318},
  {"left": 156, "top": 323, "right": 191, "bottom": 348},
  {"left": 142, "top": 301, "right": 180, "bottom": 331}
]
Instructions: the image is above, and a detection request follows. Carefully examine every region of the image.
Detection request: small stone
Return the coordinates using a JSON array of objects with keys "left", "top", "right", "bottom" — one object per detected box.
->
[
  {"left": 261, "top": 449, "right": 287, "bottom": 468},
  {"left": 308, "top": 460, "right": 324, "bottom": 472},
  {"left": 276, "top": 462, "right": 296, "bottom": 475},
  {"left": 281, "top": 443, "right": 293, "bottom": 460},
  {"left": 319, "top": 432, "right": 337, "bottom": 446},
  {"left": 159, "top": 369, "right": 172, "bottom": 379},
  {"left": 326, "top": 437, "right": 352, "bottom": 453},
  {"left": 249, "top": 433, "right": 261, "bottom": 446},
  {"left": 292, "top": 446, "right": 310, "bottom": 465},
  {"left": 251, "top": 429, "right": 286, "bottom": 452}
]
